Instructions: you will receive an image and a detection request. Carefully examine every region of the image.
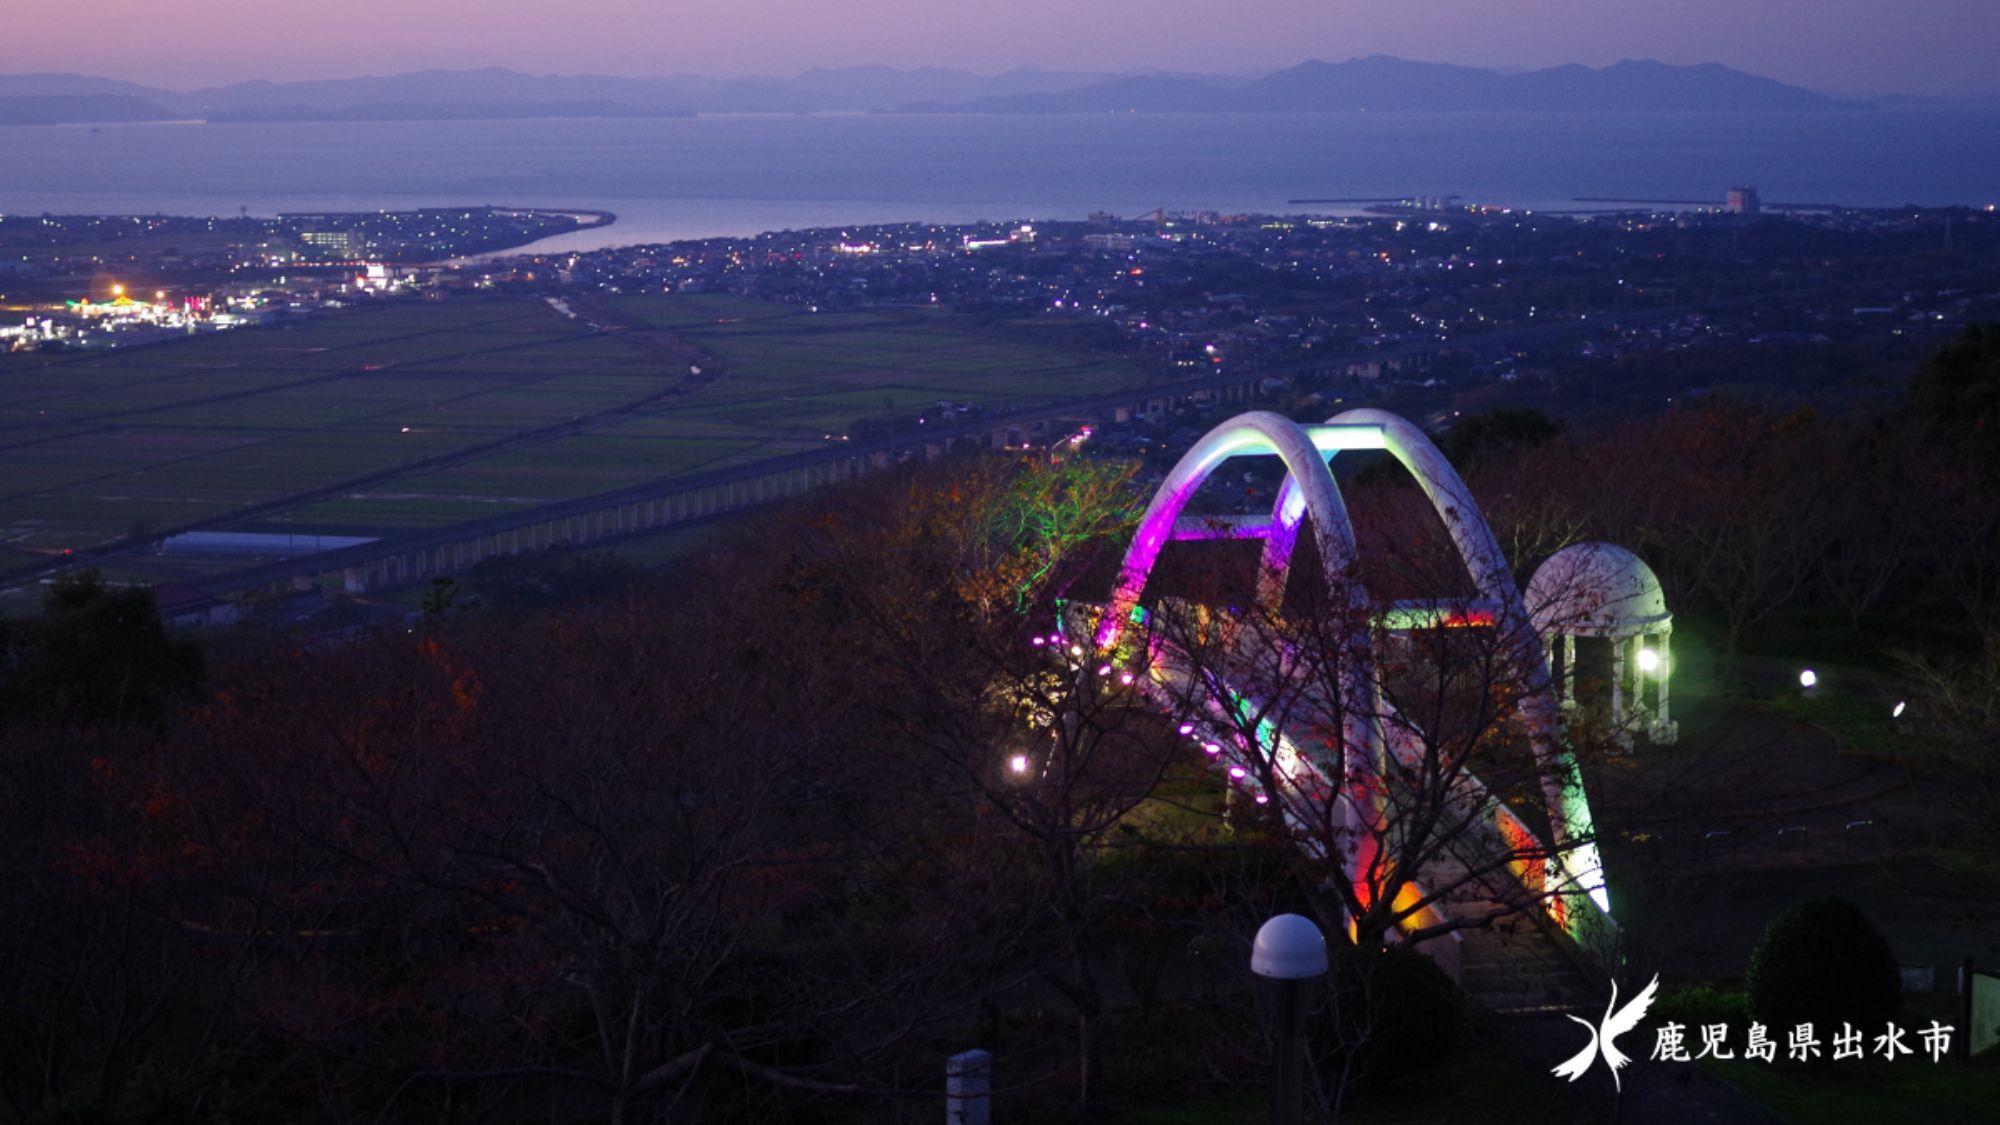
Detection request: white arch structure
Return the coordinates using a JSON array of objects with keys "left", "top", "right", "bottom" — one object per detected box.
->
[{"left": 1090, "top": 409, "right": 1614, "bottom": 951}]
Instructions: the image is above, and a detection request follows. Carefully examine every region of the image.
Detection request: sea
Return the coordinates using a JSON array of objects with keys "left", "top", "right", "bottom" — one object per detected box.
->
[{"left": 2, "top": 109, "right": 1997, "bottom": 253}]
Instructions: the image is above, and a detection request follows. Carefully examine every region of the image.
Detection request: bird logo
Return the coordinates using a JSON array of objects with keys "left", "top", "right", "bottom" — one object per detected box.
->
[{"left": 1550, "top": 974, "right": 1660, "bottom": 1091}]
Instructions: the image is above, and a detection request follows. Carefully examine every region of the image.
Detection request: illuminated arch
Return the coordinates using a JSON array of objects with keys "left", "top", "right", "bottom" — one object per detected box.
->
[
  {"left": 1099, "top": 407, "right": 1539, "bottom": 660},
  {"left": 1095, "top": 408, "right": 1609, "bottom": 926},
  {"left": 1096, "top": 410, "right": 1366, "bottom": 645}
]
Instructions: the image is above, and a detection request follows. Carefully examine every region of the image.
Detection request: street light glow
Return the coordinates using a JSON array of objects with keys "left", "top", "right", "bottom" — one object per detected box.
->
[{"left": 1799, "top": 669, "right": 1817, "bottom": 688}]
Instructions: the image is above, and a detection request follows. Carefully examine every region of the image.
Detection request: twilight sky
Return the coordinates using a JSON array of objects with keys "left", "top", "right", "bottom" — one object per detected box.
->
[{"left": 12, "top": 0, "right": 2000, "bottom": 98}]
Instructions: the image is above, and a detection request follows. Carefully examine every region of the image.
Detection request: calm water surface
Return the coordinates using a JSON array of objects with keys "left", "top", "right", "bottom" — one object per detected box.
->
[{"left": 2, "top": 110, "right": 1996, "bottom": 251}]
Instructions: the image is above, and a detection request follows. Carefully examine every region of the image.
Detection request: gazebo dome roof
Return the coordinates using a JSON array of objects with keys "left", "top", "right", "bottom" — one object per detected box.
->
[{"left": 1526, "top": 542, "right": 1670, "bottom": 637}]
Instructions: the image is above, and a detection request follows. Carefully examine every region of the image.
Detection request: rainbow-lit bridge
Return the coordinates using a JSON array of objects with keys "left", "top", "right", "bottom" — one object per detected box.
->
[{"left": 1067, "top": 409, "right": 1670, "bottom": 999}]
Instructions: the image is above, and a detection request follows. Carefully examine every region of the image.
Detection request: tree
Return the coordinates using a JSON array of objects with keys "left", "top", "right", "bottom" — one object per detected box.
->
[
  {"left": 1432, "top": 409, "right": 1564, "bottom": 474},
  {"left": 1815, "top": 420, "right": 1922, "bottom": 627},
  {"left": 1908, "top": 322, "right": 2000, "bottom": 436},
  {"left": 1585, "top": 403, "right": 1837, "bottom": 669},
  {"left": 790, "top": 456, "right": 1189, "bottom": 1111},
  {"left": 1905, "top": 428, "right": 2000, "bottom": 653},
  {"left": 136, "top": 588, "right": 1024, "bottom": 1122},
  {"left": 1, "top": 570, "right": 202, "bottom": 728},
  {"left": 1898, "top": 652, "right": 2000, "bottom": 856},
  {"left": 1144, "top": 544, "right": 1610, "bottom": 959}
]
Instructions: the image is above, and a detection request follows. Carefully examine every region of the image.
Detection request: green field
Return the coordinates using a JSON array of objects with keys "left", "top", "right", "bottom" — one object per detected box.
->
[{"left": 0, "top": 292, "right": 1152, "bottom": 599}]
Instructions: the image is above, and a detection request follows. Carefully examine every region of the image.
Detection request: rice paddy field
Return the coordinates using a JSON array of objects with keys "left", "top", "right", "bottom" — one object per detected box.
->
[{"left": 0, "top": 292, "right": 1150, "bottom": 604}]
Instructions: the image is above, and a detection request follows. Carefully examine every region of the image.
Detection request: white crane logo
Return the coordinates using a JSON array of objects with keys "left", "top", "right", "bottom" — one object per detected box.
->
[{"left": 1550, "top": 974, "right": 1660, "bottom": 1091}]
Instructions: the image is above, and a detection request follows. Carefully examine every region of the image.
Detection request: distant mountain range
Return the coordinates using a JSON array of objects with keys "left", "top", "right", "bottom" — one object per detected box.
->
[
  {"left": 0, "top": 65, "right": 1105, "bottom": 124},
  {"left": 902, "top": 57, "right": 1866, "bottom": 113},
  {"left": 0, "top": 58, "right": 1883, "bottom": 126}
]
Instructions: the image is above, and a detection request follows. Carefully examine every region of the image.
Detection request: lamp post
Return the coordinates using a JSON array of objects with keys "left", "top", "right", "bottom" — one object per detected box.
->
[{"left": 1252, "top": 913, "right": 1328, "bottom": 1125}]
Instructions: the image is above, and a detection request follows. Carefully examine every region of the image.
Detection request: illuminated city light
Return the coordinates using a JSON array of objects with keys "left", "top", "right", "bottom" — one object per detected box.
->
[
  {"left": 1799, "top": 669, "right": 1818, "bottom": 689},
  {"left": 1228, "top": 766, "right": 1247, "bottom": 779},
  {"left": 1008, "top": 754, "right": 1030, "bottom": 775},
  {"left": 1178, "top": 723, "right": 1195, "bottom": 736},
  {"left": 1204, "top": 742, "right": 1221, "bottom": 756}
]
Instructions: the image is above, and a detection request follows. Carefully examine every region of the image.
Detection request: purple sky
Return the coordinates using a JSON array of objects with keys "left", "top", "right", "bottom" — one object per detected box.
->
[{"left": 12, "top": 0, "right": 2000, "bottom": 97}]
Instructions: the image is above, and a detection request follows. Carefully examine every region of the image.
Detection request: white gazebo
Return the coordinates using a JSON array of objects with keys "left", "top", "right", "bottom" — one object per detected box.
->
[{"left": 1526, "top": 542, "right": 1677, "bottom": 746}]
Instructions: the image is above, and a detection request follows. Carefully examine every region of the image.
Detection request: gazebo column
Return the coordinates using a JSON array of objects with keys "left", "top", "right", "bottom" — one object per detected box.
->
[
  {"left": 1654, "top": 631, "right": 1671, "bottom": 726},
  {"left": 1609, "top": 635, "right": 1627, "bottom": 744},
  {"left": 1649, "top": 629, "right": 1679, "bottom": 745}
]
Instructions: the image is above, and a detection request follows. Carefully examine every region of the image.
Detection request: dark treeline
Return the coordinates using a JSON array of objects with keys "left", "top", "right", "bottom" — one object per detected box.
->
[
  {"left": 1466, "top": 322, "right": 2000, "bottom": 663},
  {"left": 1, "top": 455, "right": 1450, "bottom": 1124},
  {"left": 2, "top": 326, "right": 1999, "bottom": 1123}
]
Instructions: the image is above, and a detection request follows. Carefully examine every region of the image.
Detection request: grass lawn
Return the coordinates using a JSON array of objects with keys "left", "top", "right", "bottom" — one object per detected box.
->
[
  {"left": 1706, "top": 1054, "right": 2000, "bottom": 1124},
  {"left": 1755, "top": 689, "right": 1908, "bottom": 759}
]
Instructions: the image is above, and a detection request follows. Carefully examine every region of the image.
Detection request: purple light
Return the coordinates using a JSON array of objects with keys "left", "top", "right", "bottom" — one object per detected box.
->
[
  {"left": 1032, "top": 637, "right": 1045, "bottom": 646},
  {"left": 1204, "top": 742, "right": 1221, "bottom": 755},
  {"left": 1229, "top": 766, "right": 1247, "bottom": 779},
  {"left": 1178, "top": 723, "right": 1195, "bottom": 736},
  {"left": 1254, "top": 793, "right": 1270, "bottom": 805}
]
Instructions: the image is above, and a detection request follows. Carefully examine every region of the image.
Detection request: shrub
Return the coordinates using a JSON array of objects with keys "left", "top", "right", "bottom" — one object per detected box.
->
[
  {"left": 1652, "top": 983, "right": 1751, "bottom": 1029},
  {"left": 1321, "top": 943, "right": 1468, "bottom": 1090},
  {"left": 1745, "top": 897, "right": 1901, "bottom": 1035}
]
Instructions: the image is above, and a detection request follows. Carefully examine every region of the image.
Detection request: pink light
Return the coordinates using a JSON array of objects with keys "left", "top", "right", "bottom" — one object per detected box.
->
[
  {"left": 1254, "top": 793, "right": 1270, "bottom": 805},
  {"left": 1204, "top": 743, "right": 1221, "bottom": 756},
  {"left": 1032, "top": 637, "right": 1045, "bottom": 646},
  {"left": 1120, "top": 672, "right": 1135, "bottom": 685},
  {"left": 1178, "top": 724, "right": 1195, "bottom": 736},
  {"left": 1229, "top": 766, "right": 1247, "bottom": 779}
]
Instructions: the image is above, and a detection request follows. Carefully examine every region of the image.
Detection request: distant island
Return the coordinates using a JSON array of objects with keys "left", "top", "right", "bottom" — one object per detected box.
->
[{"left": 0, "top": 57, "right": 1878, "bottom": 126}]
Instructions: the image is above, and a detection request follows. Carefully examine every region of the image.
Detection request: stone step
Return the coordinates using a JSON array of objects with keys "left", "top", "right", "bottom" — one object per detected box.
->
[{"left": 1453, "top": 909, "right": 1599, "bottom": 1015}]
